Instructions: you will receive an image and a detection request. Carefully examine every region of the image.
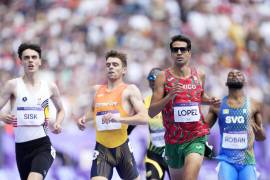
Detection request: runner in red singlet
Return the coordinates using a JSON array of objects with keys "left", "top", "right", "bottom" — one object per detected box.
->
[{"left": 149, "top": 34, "right": 220, "bottom": 180}]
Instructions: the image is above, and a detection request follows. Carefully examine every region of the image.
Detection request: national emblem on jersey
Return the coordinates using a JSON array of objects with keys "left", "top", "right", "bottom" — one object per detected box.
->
[
  {"left": 22, "top": 97, "right": 27, "bottom": 102},
  {"left": 223, "top": 109, "right": 229, "bottom": 114}
]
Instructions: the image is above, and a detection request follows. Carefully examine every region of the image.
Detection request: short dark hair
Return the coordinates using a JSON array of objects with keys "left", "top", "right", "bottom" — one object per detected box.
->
[
  {"left": 105, "top": 50, "right": 127, "bottom": 67},
  {"left": 18, "top": 43, "right": 42, "bottom": 60},
  {"left": 169, "top": 34, "right": 191, "bottom": 51}
]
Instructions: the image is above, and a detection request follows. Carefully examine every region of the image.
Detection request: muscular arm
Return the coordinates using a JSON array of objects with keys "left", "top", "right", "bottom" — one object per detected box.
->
[
  {"left": 116, "top": 84, "right": 148, "bottom": 125},
  {"left": 148, "top": 72, "right": 181, "bottom": 117},
  {"left": 198, "top": 69, "right": 220, "bottom": 105},
  {"left": 0, "top": 80, "right": 15, "bottom": 124},
  {"left": 205, "top": 105, "right": 219, "bottom": 128},
  {"left": 252, "top": 100, "right": 266, "bottom": 141}
]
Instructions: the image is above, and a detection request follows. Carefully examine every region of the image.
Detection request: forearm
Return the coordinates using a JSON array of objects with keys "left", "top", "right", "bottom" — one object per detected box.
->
[
  {"left": 83, "top": 110, "right": 93, "bottom": 122},
  {"left": 117, "top": 113, "right": 148, "bottom": 125},
  {"left": 201, "top": 93, "right": 212, "bottom": 105},
  {"left": 255, "top": 128, "right": 266, "bottom": 141},
  {"left": 205, "top": 120, "right": 215, "bottom": 129},
  {"left": 149, "top": 96, "right": 171, "bottom": 117},
  {"left": 55, "top": 109, "right": 65, "bottom": 124}
]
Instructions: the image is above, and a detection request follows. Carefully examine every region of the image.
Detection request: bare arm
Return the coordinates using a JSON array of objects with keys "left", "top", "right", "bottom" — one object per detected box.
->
[
  {"left": 252, "top": 100, "right": 266, "bottom": 141},
  {"left": 104, "top": 85, "right": 148, "bottom": 125},
  {"left": 50, "top": 82, "right": 65, "bottom": 134},
  {"left": 77, "top": 85, "right": 99, "bottom": 130},
  {"left": 118, "top": 84, "right": 148, "bottom": 125},
  {"left": 204, "top": 105, "right": 219, "bottom": 128},
  {"left": 198, "top": 69, "right": 220, "bottom": 105},
  {"left": 148, "top": 72, "right": 183, "bottom": 117},
  {"left": 0, "top": 80, "right": 16, "bottom": 124}
]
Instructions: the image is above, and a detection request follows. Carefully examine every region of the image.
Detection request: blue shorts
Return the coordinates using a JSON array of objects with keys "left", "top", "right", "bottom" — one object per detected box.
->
[{"left": 217, "top": 161, "right": 257, "bottom": 180}]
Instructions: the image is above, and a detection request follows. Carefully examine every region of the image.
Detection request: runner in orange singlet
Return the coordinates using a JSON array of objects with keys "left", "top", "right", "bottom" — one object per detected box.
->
[{"left": 77, "top": 50, "right": 148, "bottom": 180}]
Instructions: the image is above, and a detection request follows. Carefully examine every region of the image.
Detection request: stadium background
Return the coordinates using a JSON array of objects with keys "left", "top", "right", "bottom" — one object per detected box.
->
[{"left": 0, "top": 0, "right": 270, "bottom": 179}]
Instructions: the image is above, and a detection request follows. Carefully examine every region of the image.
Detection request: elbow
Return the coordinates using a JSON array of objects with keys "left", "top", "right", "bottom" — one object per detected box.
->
[
  {"left": 148, "top": 112, "right": 154, "bottom": 118},
  {"left": 148, "top": 108, "right": 156, "bottom": 118}
]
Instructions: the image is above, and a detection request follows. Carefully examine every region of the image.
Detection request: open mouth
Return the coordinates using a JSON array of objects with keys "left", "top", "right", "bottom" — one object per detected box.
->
[{"left": 176, "top": 57, "right": 184, "bottom": 61}]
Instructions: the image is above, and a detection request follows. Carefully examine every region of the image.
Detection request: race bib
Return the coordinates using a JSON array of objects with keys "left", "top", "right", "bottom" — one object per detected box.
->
[
  {"left": 96, "top": 110, "right": 121, "bottom": 131},
  {"left": 173, "top": 103, "right": 200, "bottom": 122},
  {"left": 16, "top": 107, "right": 45, "bottom": 126},
  {"left": 222, "top": 132, "right": 248, "bottom": 149},
  {"left": 150, "top": 131, "right": 165, "bottom": 147}
]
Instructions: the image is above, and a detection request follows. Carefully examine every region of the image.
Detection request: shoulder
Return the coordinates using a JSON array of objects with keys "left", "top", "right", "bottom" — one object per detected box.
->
[
  {"left": 126, "top": 84, "right": 140, "bottom": 93},
  {"left": 47, "top": 81, "right": 58, "bottom": 92},
  {"left": 249, "top": 98, "right": 262, "bottom": 111},
  {"left": 196, "top": 67, "right": 206, "bottom": 78},
  {"left": 90, "top": 85, "right": 102, "bottom": 98},
  {"left": 156, "top": 70, "right": 166, "bottom": 81},
  {"left": 93, "top": 85, "right": 102, "bottom": 92},
  {"left": 5, "top": 78, "right": 18, "bottom": 90},
  {"left": 124, "top": 84, "right": 143, "bottom": 98}
]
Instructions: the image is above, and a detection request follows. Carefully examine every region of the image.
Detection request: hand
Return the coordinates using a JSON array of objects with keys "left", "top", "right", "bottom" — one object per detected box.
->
[
  {"left": 208, "top": 97, "right": 221, "bottom": 106},
  {"left": 77, "top": 116, "right": 86, "bottom": 131},
  {"left": 0, "top": 113, "right": 15, "bottom": 124},
  {"left": 102, "top": 113, "right": 120, "bottom": 124},
  {"left": 251, "top": 121, "right": 262, "bottom": 133},
  {"left": 167, "top": 84, "right": 183, "bottom": 100},
  {"left": 52, "top": 122, "right": 62, "bottom": 134}
]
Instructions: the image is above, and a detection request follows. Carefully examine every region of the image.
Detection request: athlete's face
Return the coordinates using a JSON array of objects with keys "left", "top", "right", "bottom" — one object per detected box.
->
[
  {"left": 21, "top": 49, "right": 41, "bottom": 73},
  {"left": 105, "top": 57, "right": 126, "bottom": 80},
  {"left": 171, "top": 41, "right": 191, "bottom": 67},
  {"left": 226, "top": 69, "right": 245, "bottom": 89}
]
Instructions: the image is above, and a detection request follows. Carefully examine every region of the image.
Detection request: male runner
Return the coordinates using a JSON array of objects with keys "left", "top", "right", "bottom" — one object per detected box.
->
[
  {"left": 205, "top": 69, "right": 266, "bottom": 180},
  {"left": 149, "top": 34, "right": 219, "bottom": 180},
  {"left": 77, "top": 50, "right": 148, "bottom": 180},
  {"left": 0, "top": 43, "right": 65, "bottom": 180}
]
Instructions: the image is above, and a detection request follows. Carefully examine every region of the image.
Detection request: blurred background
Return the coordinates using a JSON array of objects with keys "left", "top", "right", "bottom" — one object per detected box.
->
[{"left": 0, "top": 0, "right": 270, "bottom": 179}]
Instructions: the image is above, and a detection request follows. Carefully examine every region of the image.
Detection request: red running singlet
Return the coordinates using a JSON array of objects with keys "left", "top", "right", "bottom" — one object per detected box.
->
[{"left": 162, "top": 67, "right": 209, "bottom": 144}]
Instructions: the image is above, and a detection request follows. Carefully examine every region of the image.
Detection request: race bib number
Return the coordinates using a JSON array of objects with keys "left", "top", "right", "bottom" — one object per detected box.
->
[
  {"left": 222, "top": 132, "right": 248, "bottom": 149},
  {"left": 173, "top": 103, "right": 200, "bottom": 122},
  {"left": 16, "top": 107, "right": 45, "bottom": 126},
  {"left": 96, "top": 110, "right": 121, "bottom": 131},
  {"left": 150, "top": 131, "right": 165, "bottom": 147}
]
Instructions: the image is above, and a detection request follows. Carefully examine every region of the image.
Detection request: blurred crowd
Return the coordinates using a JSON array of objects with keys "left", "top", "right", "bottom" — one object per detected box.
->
[{"left": 0, "top": 0, "right": 270, "bottom": 179}]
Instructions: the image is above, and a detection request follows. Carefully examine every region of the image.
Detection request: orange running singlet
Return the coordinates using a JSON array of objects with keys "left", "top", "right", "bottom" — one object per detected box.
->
[{"left": 94, "top": 83, "right": 129, "bottom": 148}]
